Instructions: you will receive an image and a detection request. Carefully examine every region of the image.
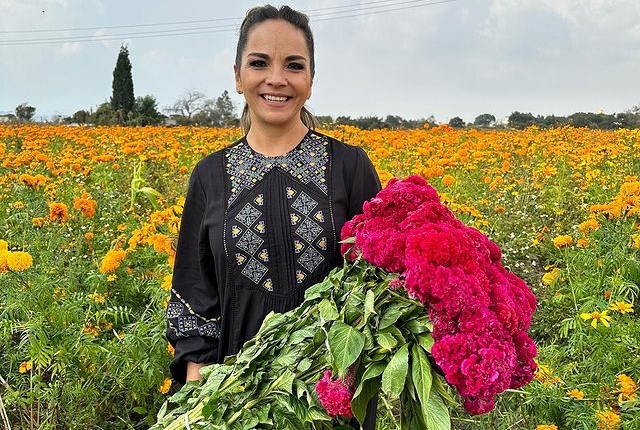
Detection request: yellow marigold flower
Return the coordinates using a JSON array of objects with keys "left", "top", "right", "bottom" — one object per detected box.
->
[
  {"left": 0, "top": 250, "right": 8, "bottom": 272},
  {"left": 12, "top": 201, "right": 25, "bottom": 209},
  {"left": 53, "top": 287, "right": 67, "bottom": 300},
  {"left": 19, "top": 360, "right": 33, "bottom": 374},
  {"left": 609, "top": 301, "right": 634, "bottom": 314},
  {"left": 578, "top": 216, "right": 600, "bottom": 234},
  {"left": 83, "top": 322, "right": 100, "bottom": 338},
  {"left": 535, "top": 425, "right": 558, "bottom": 430},
  {"left": 99, "top": 249, "right": 127, "bottom": 274},
  {"left": 88, "top": 292, "right": 107, "bottom": 304},
  {"left": 162, "top": 273, "right": 173, "bottom": 291},
  {"left": 552, "top": 234, "right": 573, "bottom": 248},
  {"left": 441, "top": 174, "right": 456, "bottom": 187},
  {"left": 32, "top": 217, "right": 47, "bottom": 227},
  {"left": 6, "top": 251, "right": 33, "bottom": 272},
  {"left": 167, "top": 343, "right": 175, "bottom": 356},
  {"left": 159, "top": 377, "right": 172, "bottom": 394},
  {"left": 615, "top": 374, "right": 637, "bottom": 402},
  {"left": 107, "top": 274, "right": 117, "bottom": 282},
  {"left": 49, "top": 202, "right": 69, "bottom": 223},
  {"left": 73, "top": 194, "right": 97, "bottom": 218},
  {"left": 567, "top": 388, "right": 585, "bottom": 400},
  {"left": 0, "top": 240, "right": 8, "bottom": 251},
  {"left": 595, "top": 409, "right": 621, "bottom": 430},
  {"left": 576, "top": 237, "right": 589, "bottom": 248},
  {"left": 580, "top": 310, "right": 612, "bottom": 328},
  {"left": 534, "top": 364, "right": 562, "bottom": 387},
  {"left": 541, "top": 268, "right": 560, "bottom": 286},
  {"left": 632, "top": 234, "right": 640, "bottom": 249},
  {"left": 84, "top": 232, "right": 94, "bottom": 241}
]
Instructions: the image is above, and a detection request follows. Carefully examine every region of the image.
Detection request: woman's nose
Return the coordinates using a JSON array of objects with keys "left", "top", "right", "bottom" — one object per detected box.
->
[{"left": 265, "top": 68, "right": 286, "bottom": 86}]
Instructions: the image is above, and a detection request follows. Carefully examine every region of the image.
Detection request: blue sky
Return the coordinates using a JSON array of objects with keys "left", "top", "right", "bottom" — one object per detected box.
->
[{"left": 1, "top": 0, "right": 640, "bottom": 123}]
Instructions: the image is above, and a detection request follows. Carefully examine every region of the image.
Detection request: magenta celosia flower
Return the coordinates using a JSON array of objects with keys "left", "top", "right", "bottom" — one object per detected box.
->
[
  {"left": 339, "top": 175, "right": 538, "bottom": 415},
  {"left": 315, "top": 370, "right": 354, "bottom": 418}
]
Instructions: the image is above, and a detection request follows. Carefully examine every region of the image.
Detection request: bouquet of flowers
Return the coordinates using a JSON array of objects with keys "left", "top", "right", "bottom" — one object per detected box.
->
[{"left": 152, "top": 175, "right": 537, "bottom": 430}]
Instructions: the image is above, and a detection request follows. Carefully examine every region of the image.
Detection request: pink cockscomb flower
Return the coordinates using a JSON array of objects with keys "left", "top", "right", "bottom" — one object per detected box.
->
[
  {"left": 315, "top": 370, "right": 354, "bottom": 419},
  {"left": 340, "top": 175, "right": 538, "bottom": 415}
]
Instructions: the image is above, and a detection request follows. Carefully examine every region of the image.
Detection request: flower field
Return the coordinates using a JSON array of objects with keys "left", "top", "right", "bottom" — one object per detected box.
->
[{"left": 0, "top": 124, "right": 638, "bottom": 429}]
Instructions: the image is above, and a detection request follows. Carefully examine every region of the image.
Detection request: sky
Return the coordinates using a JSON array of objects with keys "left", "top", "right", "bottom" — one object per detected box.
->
[{"left": 1, "top": 0, "right": 640, "bottom": 124}]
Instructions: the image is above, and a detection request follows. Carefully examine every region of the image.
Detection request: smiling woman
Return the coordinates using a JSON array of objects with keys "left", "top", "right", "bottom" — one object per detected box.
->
[{"left": 164, "top": 4, "right": 381, "bottom": 430}]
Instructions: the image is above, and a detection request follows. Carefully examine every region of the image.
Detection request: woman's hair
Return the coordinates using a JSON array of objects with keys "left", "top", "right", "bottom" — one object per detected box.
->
[{"left": 235, "top": 4, "right": 317, "bottom": 133}]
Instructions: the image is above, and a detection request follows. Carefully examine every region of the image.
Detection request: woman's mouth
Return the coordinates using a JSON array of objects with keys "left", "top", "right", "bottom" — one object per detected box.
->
[{"left": 262, "top": 94, "right": 290, "bottom": 103}]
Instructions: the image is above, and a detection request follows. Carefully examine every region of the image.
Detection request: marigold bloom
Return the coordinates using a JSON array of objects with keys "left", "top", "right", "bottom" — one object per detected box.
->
[
  {"left": 12, "top": 201, "right": 25, "bottom": 209},
  {"left": 19, "top": 360, "right": 33, "bottom": 373},
  {"left": 88, "top": 292, "right": 107, "bottom": 304},
  {"left": 0, "top": 250, "right": 8, "bottom": 272},
  {"left": 99, "top": 249, "right": 127, "bottom": 274},
  {"left": 567, "top": 388, "right": 585, "bottom": 400},
  {"left": 83, "top": 322, "right": 100, "bottom": 337},
  {"left": 578, "top": 216, "right": 600, "bottom": 234},
  {"left": 552, "top": 234, "right": 573, "bottom": 248},
  {"left": 541, "top": 268, "right": 560, "bottom": 285},
  {"left": 609, "top": 301, "right": 634, "bottom": 314},
  {"left": 6, "top": 251, "right": 33, "bottom": 271},
  {"left": 0, "top": 240, "right": 8, "bottom": 251},
  {"left": 441, "top": 174, "right": 456, "bottom": 187},
  {"left": 535, "top": 425, "right": 558, "bottom": 430},
  {"left": 159, "top": 377, "right": 172, "bottom": 394},
  {"left": 32, "top": 217, "right": 47, "bottom": 227},
  {"left": 595, "top": 409, "right": 621, "bottom": 430},
  {"left": 580, "top": 310, "right": 612, "bottom": 328},
  {"left": 576, "top": 238, "right": 589, "bottom": 248},
  {"left": 632, "top": 234, "right": 640, "bottom": 249},
  {"left": 49, "top": 202, "right": 69, "bottom": 223},
  {"left": 615, "top": 374, "right": 637, "bottom": 402},
  {"left": 162, "top": 273, "right": 173, "bottom": 291},
  {"left": 73, "top": 194, "right": 97, "bottom": 218},
  {"left": 167, "top": 343, "right": 175, "bottom": 356},
  {"left": 534, "top": 364, "right": 562, "bottom": 387}
]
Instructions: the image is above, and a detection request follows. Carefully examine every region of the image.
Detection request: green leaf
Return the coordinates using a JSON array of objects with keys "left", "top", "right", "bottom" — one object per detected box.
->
[
  {"left": 376, "top": 331, "right": 398, "bottom": 351},
  {"left": 328, "top": 321, "right": 365, "bottom": 375},
  {"left": 363, "top": 289, "right": 376, "bottom": 325},
  {"left": 273, "top": 406, "right": 306, "bottom": 429},
  {"left": 318, "top": 298, "right": 339, "bottom": 321},
  {"left": 297, "top": 357, "right": 312, "bottom": 373},
  {"left": 412, "top": 344, "right": 442, "bottom": 428},
  {"left": 381, "top": 343, "right": 410, "bottom": 398},
  {"left": 270, "top": 369, "right": 296, "bottom": 394},
  {"left": 132, "top": 406, "right": 147, "bottom": 414},
  {"left": 351, "top": 377, "right": 381, "bottom": 425},
  {"left": 304, "top": 278, "right": 335, "bottom": 301},
  {"left": 379, "top": 303, "right": 409, "bottom": 330},
  {"left": 360, "top": 362, "right": 386, "bottom": 382},
  {"left": 424, "top": 391, "right": 451, "bottom": 430},
  {"left": 289, "top": 327, "right": 316, "bottom": 344}
]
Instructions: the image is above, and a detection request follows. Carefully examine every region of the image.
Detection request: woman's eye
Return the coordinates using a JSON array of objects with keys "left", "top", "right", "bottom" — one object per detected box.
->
[
  {"left": 249, "top": 60, "right": 267, "bottom": 68},
  {"left": 287, "top": 62, "right": 304, "bottom": 70}
]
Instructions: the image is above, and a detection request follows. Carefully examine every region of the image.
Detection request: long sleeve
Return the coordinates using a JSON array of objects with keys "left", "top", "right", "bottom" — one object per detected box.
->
[
  {"left": 347, "top": 147, "right": 381, "bottom": 218},
  {"left": 166, "top": 165, "right": 221, "bottom": 384}
]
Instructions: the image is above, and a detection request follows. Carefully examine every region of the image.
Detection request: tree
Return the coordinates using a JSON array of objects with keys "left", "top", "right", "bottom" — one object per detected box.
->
[
  {"left": 448, "top": 116, "right": 465, "bottom": 129},
  {"left": 214, "top": 90, "right": 237, "bottom": 127},
  {"left": 508, "top": 111, "right": 537, "bottom": 129},
  {"left": 166, "top": 90, "right": 207, "bottom": 123},
  {"left": 473, "top": 113, "right": 496, "bottom": 128},
  {"left": 131, "top": 95, "right": 164, "bottom": 126},
  {"left": 111, "top": 45, "right": 135, "bottom": 117},
  {"left": 167, "top": 90, "right": 238, "bottom": 126},
  {"left": 15, "top": 103, "right": 36, "bottom": 122},
  {"left": 72, "top": 110, "right": 90, "bottom": 124}
]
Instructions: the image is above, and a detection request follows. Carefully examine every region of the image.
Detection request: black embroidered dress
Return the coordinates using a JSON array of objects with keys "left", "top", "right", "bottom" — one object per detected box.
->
[{"left": 166, "top": 130, "right": 381, "bottom": 383}]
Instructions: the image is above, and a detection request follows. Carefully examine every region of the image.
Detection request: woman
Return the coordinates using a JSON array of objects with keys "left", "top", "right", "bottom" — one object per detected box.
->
[{"left": 166, "top": 4, "right": 381, "bottom": 428}]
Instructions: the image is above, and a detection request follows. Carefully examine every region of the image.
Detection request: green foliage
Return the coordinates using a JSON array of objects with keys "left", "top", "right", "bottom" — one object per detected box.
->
[
  {"left": 15, "top": 103, "right": 36, "bottom": 122},
  {"left": 111, "top": 45, "right": 135, "bottom": 117}
]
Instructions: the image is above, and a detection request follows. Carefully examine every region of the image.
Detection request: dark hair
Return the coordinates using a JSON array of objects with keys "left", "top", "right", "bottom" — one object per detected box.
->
[{"left": 236, "top": 5, "right": 317, "bottom": 132}]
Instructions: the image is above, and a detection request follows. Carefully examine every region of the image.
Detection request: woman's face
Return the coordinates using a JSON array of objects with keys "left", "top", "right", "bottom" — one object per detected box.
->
[{"left": 235, "top": 19, "right": 313, "bottom": 131}]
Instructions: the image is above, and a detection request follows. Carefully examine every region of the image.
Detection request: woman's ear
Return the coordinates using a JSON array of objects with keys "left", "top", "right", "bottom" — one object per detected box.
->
[{"left": 234, "top": 64, "right": 243, "bottom": 94}]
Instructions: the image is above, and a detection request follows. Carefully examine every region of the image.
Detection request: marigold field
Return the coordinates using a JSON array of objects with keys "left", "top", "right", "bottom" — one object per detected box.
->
[{"left": 1, "top": 124, "right": 638, "bottom": 429}]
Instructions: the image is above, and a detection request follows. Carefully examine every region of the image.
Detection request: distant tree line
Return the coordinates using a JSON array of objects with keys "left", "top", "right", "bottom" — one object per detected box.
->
[{"left": 4, "top": 45, "right": 640, "bottom": 130}]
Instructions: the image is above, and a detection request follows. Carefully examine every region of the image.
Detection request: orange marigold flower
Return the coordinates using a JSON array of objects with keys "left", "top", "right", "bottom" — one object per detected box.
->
[
  {"left": 83, "top": 322, "right": 100, "bottom": 338},
  {"left": 99, "top": 249, "right": 127, "bottom": 274},
  {"left": 552, "top": 234, "right": 573, "bottom": 248},
  {"left": 535, "top": 425, "right": 558, "bottom": 430},
  {"left": 84, "top": 232, "right": 94, "bottom": 241},
  {"left": 6, "top": 251, "right": 33, "bottom": 271},
  {"left": 159, "top": 377, "right": 172, "bottom": 394},
  {"left": 615, "top": 374, "right": 637, "bottom": 403},
  {"left": 49, "top": 202, "right": 69, "bottom": 223},
  {"left": 167, "top": 343, "right": 175, "bottom": 356},
  {"left": 534, "top": 364, "right": 562, "bottom": 387},
  {"left": 19, "top": 360, "right": 33, "bottom": 374},
  {"left": 73, "top": 194, "right": 97, "bottom": 218},
  {"left": 567, "top": 389, "right": 585, "bottom": 400},
  {"left": 576, "top": 237, "right": 589, "bottom": 248},
  {"left": 441, "top": 174, "right": 456, "bottom": 187},
  {"left": 595, "top": 409, "right": 621, "bottom": 430},
  {"left": 578, "top": 216, "right": 600, "bottom": 234},
  {"left": 0, "top": 250, "right": 9, "bottom": 272}
]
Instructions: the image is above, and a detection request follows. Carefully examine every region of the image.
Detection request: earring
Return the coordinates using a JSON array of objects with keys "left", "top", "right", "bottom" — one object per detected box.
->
[{"left": 237, "top": 90, "right": 243, "bottom": 94}]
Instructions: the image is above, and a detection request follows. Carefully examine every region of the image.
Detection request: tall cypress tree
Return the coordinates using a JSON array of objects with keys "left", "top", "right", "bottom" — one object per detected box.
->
[{"left": 111, "top": 45, "right": 135, "bottom": 116}]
